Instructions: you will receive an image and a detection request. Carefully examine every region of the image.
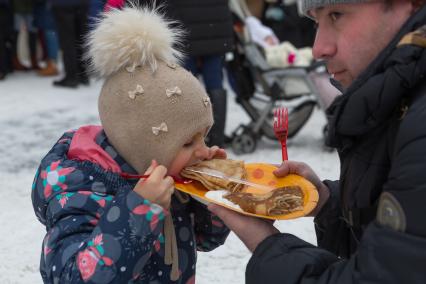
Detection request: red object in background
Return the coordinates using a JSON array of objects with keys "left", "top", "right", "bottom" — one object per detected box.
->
[
  {"left": 287, "top": 53, "right": 296, "bottom": 65},
  {"left": 104, "top": 0, "right": 125, "bottom": 11}
]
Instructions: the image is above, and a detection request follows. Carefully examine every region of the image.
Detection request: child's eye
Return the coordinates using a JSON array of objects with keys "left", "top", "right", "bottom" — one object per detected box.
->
[{"left": 184, "top": 140, "right": 194, "bottom": 147}]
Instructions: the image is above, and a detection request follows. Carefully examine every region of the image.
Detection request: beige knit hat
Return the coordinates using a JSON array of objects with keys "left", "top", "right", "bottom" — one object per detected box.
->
[{"left": 87, "top": 6, "right": 213, "bottom": 174}]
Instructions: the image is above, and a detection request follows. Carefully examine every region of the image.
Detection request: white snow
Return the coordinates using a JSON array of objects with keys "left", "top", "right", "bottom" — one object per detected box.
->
[{"left": 0, "top": 71, "right": 339, "bottom": 283}]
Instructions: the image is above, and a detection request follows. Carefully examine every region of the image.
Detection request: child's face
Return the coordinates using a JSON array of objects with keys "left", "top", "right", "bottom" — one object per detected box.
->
[{"left": 168, "top": 129, "right": 210, "bottom": 177}]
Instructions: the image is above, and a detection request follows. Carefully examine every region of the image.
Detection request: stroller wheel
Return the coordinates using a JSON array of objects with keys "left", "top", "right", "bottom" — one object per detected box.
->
[{"left": 231, "top": 129, "right": 257, "bottom": 155}]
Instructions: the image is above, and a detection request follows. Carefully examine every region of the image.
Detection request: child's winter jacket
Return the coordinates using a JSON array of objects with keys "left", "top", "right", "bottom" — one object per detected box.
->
[{"left": 32, "top": 125, "right": 229, "bottom": 283}]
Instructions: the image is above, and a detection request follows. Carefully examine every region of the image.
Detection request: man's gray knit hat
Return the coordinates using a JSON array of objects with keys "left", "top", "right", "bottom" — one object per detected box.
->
[{"left": 299, "top": 0, "right": 369, "bottom": 18}]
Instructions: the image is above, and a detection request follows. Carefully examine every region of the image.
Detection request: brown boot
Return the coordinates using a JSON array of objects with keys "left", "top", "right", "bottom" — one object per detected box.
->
[
  {"left": 12, "top": 56, "right": 29, "bottom": 71},
  {"left": 38, "top": 60, "right": 58, "bottom": 76}
]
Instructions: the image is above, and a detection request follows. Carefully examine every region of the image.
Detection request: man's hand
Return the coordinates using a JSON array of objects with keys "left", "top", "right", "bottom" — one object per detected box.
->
[
  {"left": 206, "top": 145, "right": 227, "bottom": 160},
  {"left": 206, "top": 160, "right": 330, "bottom": 251},
  {"left": 133, "top": 160, "right": 174, "bottom": 209},
  {"left": 273, "top": 161, "right": 330, "bottom": 216},
  {"left": 208, "top": 204, "right": 279, "bottom": 252}
]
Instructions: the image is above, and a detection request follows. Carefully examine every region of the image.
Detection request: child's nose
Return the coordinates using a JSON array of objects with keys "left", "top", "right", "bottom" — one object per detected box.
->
[{"left": 195, "top": 145, "right": 209, "bottom": 160}]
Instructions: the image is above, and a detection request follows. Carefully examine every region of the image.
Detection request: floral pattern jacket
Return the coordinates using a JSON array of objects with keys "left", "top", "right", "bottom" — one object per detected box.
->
[{"left": 32, "top": 125, "right": 230, "bottom": 283}]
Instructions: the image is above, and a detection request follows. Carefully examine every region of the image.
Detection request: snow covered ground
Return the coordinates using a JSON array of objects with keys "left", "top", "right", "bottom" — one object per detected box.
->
[{"left": 0, "top": 71, "right": 339, "bottom": 284}]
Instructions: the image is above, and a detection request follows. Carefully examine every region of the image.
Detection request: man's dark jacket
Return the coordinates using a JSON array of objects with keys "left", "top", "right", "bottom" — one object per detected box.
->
[{"left": 246, "top": 6, "right": 426, "bottom": 284}]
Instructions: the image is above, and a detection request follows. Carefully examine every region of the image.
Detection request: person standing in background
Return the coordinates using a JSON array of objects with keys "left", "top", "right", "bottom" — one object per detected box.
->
[
  {"left": 88, "top": 0, "right": 107, "bottom": 28},
  {"left": 51, "top": 0, "right": 90, "bottom": 88},
  {"left": 33, "top": 0, "right": 59, "bottom": 76},
  {"left": 172, "top": 1, "right": 234, "bottom": 148},
  {"left": 12, "top": 0, "right": 40, "bottom": 70},
  {"left": 0, "top": 0, "right": 14, "bottom": 80}
]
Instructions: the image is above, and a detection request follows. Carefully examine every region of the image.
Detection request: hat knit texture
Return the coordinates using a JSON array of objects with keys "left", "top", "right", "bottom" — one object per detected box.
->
[
  {"left": 300, "top": 0, "right": 370, "bottom": 18},
  {"left": 87, "top": 6, "right": 213, "bottom": 173}
]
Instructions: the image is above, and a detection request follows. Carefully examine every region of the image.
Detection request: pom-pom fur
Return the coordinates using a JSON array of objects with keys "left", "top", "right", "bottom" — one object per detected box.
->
[{"left": 86, "top": 5, "right": 183, "bottom": 77}]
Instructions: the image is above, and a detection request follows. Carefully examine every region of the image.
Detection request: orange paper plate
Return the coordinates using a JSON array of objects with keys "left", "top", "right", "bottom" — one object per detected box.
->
[{"left": 175, "top": 163, "right": 319, "bottom": 220}]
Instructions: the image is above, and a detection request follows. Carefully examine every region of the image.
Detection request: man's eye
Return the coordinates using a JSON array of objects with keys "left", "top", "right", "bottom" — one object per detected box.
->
[{"left": 329, "top": 12, "right": 342, "bottom": 22}]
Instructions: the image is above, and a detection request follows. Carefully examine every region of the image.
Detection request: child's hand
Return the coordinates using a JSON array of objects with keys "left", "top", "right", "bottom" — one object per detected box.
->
[
  {"left": 206, "top": 145, "right": 227, "bottom": 160},
  {"left": 133, "top": 160, "right": 174, "bottom": 209}
]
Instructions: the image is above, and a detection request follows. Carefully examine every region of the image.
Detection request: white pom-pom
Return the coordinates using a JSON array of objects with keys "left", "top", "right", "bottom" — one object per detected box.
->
[{"left": 86, "top": 6, "right": 183, "bottom": 77}]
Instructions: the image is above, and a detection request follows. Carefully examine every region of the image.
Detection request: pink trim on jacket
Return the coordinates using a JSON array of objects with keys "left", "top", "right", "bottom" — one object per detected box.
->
[{"left": 68, "top": 125, "right": 122, "bottom": 173}]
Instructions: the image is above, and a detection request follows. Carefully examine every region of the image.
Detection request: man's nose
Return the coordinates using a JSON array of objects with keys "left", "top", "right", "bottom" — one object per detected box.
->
[{"left": 312, "top": 27, "right": 337, "bottom": 60}]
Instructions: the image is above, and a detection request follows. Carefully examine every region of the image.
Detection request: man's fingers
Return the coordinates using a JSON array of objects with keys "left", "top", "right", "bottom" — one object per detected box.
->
[
  {"left": 215, "top": 148, "right": 227, "bottom": 159},
  {"left": 273, "top": 161, "right": 308, "bottom": 177},
  {"left": 207, "top": 203, "right": 221, "bottom": 215},
  {"left": 208, "top": 203, "right": 250, "bottom": 231},
  {"left": 273, "top": 161, "right": 323, "bottom": 189},
  {"left": 208, "top": 146, "right": 227, "bottom": 159}
]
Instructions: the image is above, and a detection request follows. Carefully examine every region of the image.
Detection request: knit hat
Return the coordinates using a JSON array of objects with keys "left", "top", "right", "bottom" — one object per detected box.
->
[
  {"left": 87, "top": 6, "right": 213, "bottom": 174},
  {"left": 299, "top": 0, "right": 370, "bottom": 18}
]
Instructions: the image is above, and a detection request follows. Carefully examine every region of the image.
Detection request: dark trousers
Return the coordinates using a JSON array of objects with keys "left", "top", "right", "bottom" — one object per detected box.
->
[
  {"left": 52, "top": 4, "right": 89, "bottom": 80},
  {"left": 183, "top": 55, "right": 228, "bottom": 147},
  {"left": 0, "top": 3, "right": 14, "bottom": 74},
  {"left": 183, "top": 55, "right": 224, "bottom": 90}
]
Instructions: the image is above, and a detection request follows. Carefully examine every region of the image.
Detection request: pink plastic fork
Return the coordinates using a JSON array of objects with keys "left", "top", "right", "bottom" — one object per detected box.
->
[{"left": 273, "top": 107, "right": 289, "bottom": 161}]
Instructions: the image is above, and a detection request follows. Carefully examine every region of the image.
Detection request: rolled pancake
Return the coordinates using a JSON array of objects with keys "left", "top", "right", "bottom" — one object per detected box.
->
[
  {"left": 181, "top": 159, "right": 247, "bottom": 192},
  {"left": 224, "top": 186, "right": 304, "bottom": 216}
]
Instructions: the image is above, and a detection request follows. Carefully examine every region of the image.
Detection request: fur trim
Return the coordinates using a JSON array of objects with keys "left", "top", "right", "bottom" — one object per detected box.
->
[{"left": 86, "top": 5, "right": 183, "bottom": 77}]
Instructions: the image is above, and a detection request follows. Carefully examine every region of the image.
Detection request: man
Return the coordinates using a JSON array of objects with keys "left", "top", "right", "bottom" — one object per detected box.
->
[{"left": 209, "top": 1, "right": 426, "bottom": 283}]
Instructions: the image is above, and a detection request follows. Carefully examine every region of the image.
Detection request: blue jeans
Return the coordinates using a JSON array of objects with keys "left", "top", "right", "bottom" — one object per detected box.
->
[
  {"left": 183, "top": 55, "right": 224, "bottom": 91},
  {"left": 33, "top": 2, "right": 59, "bottom": 60},
  {"left": 88, "top": 0, "right": 105, "bottom": 30}
]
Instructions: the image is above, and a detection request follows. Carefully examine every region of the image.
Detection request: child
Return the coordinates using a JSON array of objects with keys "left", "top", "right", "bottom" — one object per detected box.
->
[{"left": 31, "top": 6, "right": 230, "bottom": 283}]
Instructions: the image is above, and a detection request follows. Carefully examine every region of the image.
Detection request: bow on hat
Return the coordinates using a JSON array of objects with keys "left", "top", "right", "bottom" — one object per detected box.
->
[{"left": 152, "top": 122, "right": 168, "bottom": 135}]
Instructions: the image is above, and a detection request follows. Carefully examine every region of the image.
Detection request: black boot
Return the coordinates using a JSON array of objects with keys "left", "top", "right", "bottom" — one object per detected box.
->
[
  {"left": 207, "top": 89, "right": 227, "bottom": 148},
  {"left": 53, "top": 77, "right": 79, "bottom": 88},
  {"left": 78, "top": 73, "right": 90, "bottom": 86},
  {"left": 29, "top": 32, "right": 40, "bottom": 70}
]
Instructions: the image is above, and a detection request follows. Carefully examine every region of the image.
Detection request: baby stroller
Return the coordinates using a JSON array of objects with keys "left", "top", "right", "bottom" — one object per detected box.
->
[{"left": 226, "top": 0, "right": 326, "bottom": 154}]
